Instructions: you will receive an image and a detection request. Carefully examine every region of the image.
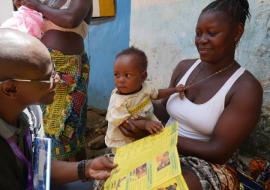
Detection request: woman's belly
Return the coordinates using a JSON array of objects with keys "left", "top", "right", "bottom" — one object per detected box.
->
[{"left": 41, "top": 30, "right": 85, "bottom": 54}]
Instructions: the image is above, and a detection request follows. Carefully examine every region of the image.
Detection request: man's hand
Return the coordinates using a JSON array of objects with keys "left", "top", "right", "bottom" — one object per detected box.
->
[
  {"left": 144, "top": 120, "right": 163, "bottom": 134},
  {"left": 14, "top": 0, "right": 22, "bottom": 8},
  {"left": 85, "top": 156, "right": 116, "bottom": 180}
]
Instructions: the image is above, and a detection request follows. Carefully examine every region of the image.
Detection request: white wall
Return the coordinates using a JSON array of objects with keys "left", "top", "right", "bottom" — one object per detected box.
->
[
  {"left": 0, "top": 1, "right": 13, "bottom": 24},
  {"left": 130, "top": 0, "right": 211, "bottom": 87},
  {"left": 130, "top": 0, "right": 270, "bottom": 109}
]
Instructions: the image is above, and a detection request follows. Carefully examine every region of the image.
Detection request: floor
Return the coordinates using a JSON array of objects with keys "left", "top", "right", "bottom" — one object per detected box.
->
[{"left": 85, "top": 108, "right": 110, "bottom": 159}]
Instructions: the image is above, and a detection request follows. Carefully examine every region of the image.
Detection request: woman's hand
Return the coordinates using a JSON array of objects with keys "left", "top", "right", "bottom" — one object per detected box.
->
[
  {"left": 21, "top": 0, "right": 92, "bottom": 28},
  {"left": 20, "top": 0, "right": 41, "bottom": 10},
  {"left": 144, "top": 120, "right": 163, "bottom": 134},
  {"left": 119, "top": 119, "right": 149, "bottom": 140},
  {"left": 13, "top": 0, "right": 22, "bottom": 8}
]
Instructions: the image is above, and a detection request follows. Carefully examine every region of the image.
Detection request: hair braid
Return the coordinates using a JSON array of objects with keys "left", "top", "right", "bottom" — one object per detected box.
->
[{"left": 202, "top": 0, "right": 251, "bottom": 26}]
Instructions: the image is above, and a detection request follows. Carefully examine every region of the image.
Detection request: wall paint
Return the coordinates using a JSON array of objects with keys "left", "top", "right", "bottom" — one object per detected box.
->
[
  {"left": 85, "top": 0, "right": 131, "bottom": 109},
  {"left": 237, "top": 0, "right": 270, "bottom": 109},
  {"left": 0, "top": 1, "right": 13, "bottom": 24},
  {"left": 130, "top": 0, "right": 270, "bottom": 112}
]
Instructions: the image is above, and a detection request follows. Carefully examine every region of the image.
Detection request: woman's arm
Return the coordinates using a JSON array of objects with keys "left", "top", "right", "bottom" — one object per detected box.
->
[
  {"left": 153, "top": 100, "right": 169, "bottom": 124},
  {"left": 21, "top": 0, "right": 92, "bottom": 28},
  {"left": 178, "top": 72, "right": 263, "bottom": 164}
]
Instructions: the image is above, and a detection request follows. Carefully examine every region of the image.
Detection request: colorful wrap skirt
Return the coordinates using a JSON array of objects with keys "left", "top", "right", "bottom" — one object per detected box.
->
[
  {"left": 42, "top": 49, "right": 90, "bottom": 160},
  {"left": 181, "top": 156, "right": 239, "bottom": 190}
]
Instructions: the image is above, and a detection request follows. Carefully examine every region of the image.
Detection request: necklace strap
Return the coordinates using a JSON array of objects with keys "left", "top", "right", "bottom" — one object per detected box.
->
[{"left": 186, "top": 62, "right": 235, "bottom": 89}]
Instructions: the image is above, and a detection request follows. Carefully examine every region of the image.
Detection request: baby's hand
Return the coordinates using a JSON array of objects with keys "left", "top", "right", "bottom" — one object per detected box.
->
[
  {"left": 175, "top": 84, "right": 186, "bottom": 99},
  {"left": 144, "top": 120, "right": 163, "bottom": 134}
]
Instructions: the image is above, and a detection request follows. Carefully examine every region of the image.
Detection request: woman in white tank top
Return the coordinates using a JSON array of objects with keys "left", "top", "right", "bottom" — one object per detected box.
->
[{"left": 119, "top": 0, "right": 263, "bottom": 189}]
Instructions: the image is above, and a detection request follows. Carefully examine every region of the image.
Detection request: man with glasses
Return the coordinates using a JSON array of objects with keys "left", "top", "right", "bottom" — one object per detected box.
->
[{"left": 0, "top": 29, "right": 116, "bottom": 190}]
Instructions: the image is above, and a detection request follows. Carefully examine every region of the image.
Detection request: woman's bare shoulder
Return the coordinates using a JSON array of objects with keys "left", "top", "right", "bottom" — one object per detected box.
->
[
  {"left": 170, "top": 58, "right": 198, "bottom": 86},
  {"left": 234, "top": 70, "right": 262, "bottom": 96},
  {"left": 174, "top": 59, "right": 197, "bottom": 71},
  {"left": 228, "top": 69, "right": 263, "bottom": 109}
]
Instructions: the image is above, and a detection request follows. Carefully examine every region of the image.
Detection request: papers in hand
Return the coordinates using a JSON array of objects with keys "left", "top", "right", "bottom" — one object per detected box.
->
[
  {"left": 33, "top": 137, "right": 51, "bottom": 190},
  {"left": 104, "top": 122, "right": 189, "bottom": 190}
]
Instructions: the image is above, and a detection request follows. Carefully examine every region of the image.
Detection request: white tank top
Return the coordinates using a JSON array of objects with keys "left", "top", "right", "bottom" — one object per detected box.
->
[{"left": 166, "top": 59, "right": 245, "bottom": 141}]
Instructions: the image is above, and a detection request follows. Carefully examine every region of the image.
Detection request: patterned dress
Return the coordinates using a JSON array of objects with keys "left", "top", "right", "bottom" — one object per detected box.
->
[{"left": 42, "top": 49, "right": 90, "bottom": 160}]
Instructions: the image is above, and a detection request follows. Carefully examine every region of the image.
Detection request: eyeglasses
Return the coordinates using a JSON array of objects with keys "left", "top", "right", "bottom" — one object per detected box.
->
[{"left": 0, "top": 71, "right": 62, "bottom": 90}]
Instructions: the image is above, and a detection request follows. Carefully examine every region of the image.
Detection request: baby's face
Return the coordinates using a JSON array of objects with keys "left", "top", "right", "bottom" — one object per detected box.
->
[{"left": 114, "top": 55, "right": 146, "bottom": 95}]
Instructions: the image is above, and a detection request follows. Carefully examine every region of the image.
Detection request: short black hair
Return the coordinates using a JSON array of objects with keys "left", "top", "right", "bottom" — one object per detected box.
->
[
  {"left": 116, "top": 47, "right": 148, "bottom": 70},
  {"left": 202, "top": 0, "right": 251, "bottom": 26}
]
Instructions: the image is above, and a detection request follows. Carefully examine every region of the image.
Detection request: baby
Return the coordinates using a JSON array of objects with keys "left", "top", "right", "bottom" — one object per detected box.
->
[
  {"left": 1, "top": 0, "right": 43, "bottom": 39},
  {"left": 105, "top": 47, "right": 184, "bottom": 149}
]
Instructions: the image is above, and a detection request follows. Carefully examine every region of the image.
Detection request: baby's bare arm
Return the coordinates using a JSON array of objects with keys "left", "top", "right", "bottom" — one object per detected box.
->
[{"left": 157, "top": 84, "right": 185, "bottom": 99}]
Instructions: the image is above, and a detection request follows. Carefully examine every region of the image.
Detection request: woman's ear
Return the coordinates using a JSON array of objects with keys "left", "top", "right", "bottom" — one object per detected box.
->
[
  {"left": 0, "top": 81, "right": 17, "bottom": 98},
  {"left": 234, "top": 23, "right": 244, "bottom": 45}
]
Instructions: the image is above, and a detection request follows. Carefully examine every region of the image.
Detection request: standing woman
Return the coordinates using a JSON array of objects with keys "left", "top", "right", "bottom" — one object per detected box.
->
[{"left": 21, "top": 0, "right": 92, "bottom": 161}]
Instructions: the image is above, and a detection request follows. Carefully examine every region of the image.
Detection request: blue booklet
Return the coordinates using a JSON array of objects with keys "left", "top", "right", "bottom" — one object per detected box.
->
[{"left": 33, "top": 137, "right": 52, "bottom": 190}]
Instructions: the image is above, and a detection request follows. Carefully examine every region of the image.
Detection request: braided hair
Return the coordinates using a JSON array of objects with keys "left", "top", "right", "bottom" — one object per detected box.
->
[
  {"left": 116, "top": 47, "right": 148, "bottom": 71},
  {"left": 201, "top": 0, "right": 251, "bottom": 26}
]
